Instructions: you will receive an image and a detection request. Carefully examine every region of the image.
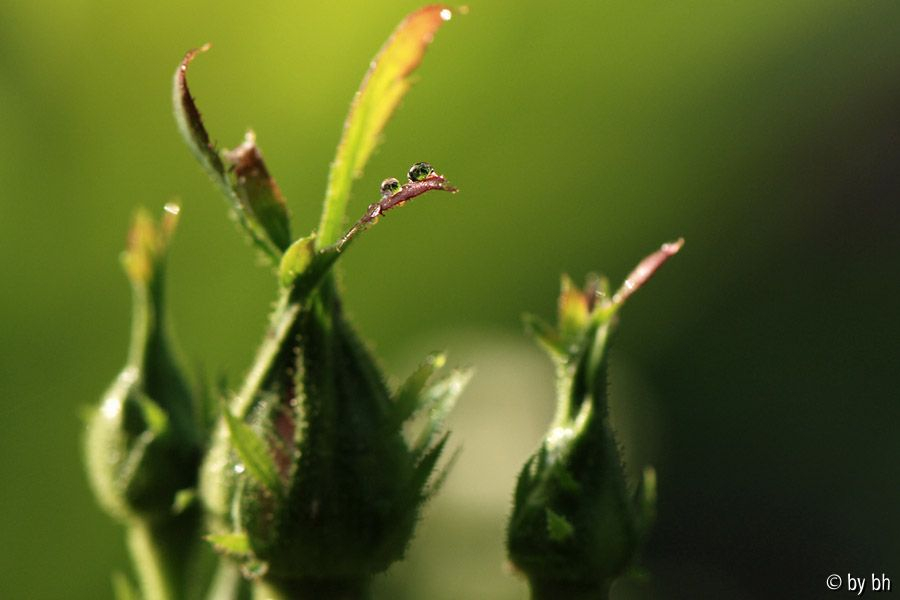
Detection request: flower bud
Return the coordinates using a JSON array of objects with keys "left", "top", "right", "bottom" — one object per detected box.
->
[
  {"left": 201, "top": 270, "right": 469, "bottom": 585},
  {"left": 84, "top": 204, "right": 201, "bottom": 522},
  {"left": 507, "top": 241, "right": 681, "bottom": 596}
]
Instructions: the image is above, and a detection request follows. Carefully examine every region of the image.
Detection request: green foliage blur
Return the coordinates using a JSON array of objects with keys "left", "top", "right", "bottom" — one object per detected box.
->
[{"left": 1, "top": 1, "right": 898, "bottom": 598}]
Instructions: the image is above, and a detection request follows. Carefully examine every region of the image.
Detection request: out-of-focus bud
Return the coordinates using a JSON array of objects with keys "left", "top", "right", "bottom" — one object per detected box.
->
[
  {"left": 85, "top": 204, "right": 201, "bottom": 522},
  {"left": 507, "top": 240, "right": 682, "bottom": 598},
  {"left": 201, "top": 261, "right": 470, "bottom": 591}
]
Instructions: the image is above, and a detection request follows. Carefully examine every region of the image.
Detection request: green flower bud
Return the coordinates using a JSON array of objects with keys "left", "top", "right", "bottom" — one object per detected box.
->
[
  {"left": 406, "top": 161, "right": 434, "bottom": 182},
  {"left": 201, "top": 268, "right": 469, "bottom": 589},
  {"left": 507, "top": 240, "right": 682, "bottom": 598},
  {"left": 84, "top": 204, "right": 201, "bottom": 522}
]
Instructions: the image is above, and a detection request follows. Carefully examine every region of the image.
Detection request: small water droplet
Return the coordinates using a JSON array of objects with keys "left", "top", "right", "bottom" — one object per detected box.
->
[
  {"left": 163, "top": 203, "right": 181, "bottom": 215},
  {"left": 380, "top": 177, "right": 401, "bottom": 197},
  {"left": 234, "top": 463, "right": 246, "bottom": 474},
  {"left": 440, "top": 8, "right": 452, "bottom": 21}
]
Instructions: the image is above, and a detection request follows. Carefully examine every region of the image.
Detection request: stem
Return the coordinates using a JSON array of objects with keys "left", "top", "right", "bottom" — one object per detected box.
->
[
  {"left": 232, "top": 290, "right": 301, "bottom": 418},
  {"left": 127, "top": 509, "right": 202, "bottom": 600},
  {"left": 529, "top": 578, "right": 611, "bottom": 600},
  {"left": 253, "top": 577, "right": 370, "bottom": 600},
  {"left": 206, "top": 560, "right": 247, "bottom": 600}
]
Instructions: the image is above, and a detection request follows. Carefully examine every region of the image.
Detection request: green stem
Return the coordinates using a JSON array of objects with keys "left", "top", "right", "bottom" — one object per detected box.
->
[
  {"left": 232, "top": 290, "right": 301, "bottom": 418},
  {"left": 253, "top": 577, "right": 369, "bottom": 600},
  {"left": 206, "top": 560, "right": 247, "bottom": 600},
  {"left": 127, "top": 510, "right": 201, "bottom": 600},
  {"left": 529, "top": 578, "right": 611, "bottom": 600}
]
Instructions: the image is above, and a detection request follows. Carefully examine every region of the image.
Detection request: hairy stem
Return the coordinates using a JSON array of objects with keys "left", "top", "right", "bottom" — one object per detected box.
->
[{"left": 127, "top": 508, "right": 202, "bottom": 600}]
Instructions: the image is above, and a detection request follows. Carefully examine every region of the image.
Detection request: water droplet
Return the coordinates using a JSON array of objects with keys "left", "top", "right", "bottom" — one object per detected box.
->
[
  {"left": 407, "top": 162, "right": 434, "bottom": 182},
  {"left": 380, "top": 177, "right": 401, "bottom": 197},
  {"left": 234, "top": 463, "right": 246, "bottom": 474},
  {"left": 440, "top": 8, "right": 452, "bottom": 21},
  {"left": 163, "top": 203, "right": 181, "bottom": 215}
]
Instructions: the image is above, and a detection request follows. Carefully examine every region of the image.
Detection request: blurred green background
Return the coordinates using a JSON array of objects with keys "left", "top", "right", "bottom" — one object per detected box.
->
[{"left": 1, "top": 1, "right": 898, "bottom": 598}]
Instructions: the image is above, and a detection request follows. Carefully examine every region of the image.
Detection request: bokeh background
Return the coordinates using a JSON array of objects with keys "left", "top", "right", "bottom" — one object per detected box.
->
[{"left": 1, "top": 1, "right": 898, "bottom": 598}]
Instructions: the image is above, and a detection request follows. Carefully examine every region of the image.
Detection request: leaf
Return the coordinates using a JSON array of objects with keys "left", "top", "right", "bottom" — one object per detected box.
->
[
  {"left": 224, "top": 131, "right": 292, "bottom": 251},
  {"left": 206, "top": 532, "right": 251, "bottom": 556},
  {"left": 278, "top": 235, "right": 316, "bottom": 288},
  {"left": 523, "top": 313, "right": 562, "bottom": 357},
  {"left": 173, "top": 45, "right": 286, "bottom": 262},
  {"left": 111, "top": 572, "right": 138, "bottom": 600},
  {"left": 392, "top": 352, "right": 446, "bottom": 426},
  {"left": 135, "top": 395, "right": 169, "bottom": 436},
  {"left": 171, "top": 488, "right": 196, "bottom": 514},
  {"left": 546, "top": 508, "right": 574, "bottom": 542},
  {"left": 122, "top": 204, "right": 180, "bottom": 284},
  {"left": 558, "top": 274, "right": 589, "bottom": 342},
  {"left": 316, "top": 5, "right": 457, "bottom": 247},
  {"left": 412, "top": 368, "right": 472, "bottom": 456},
  {"left": 336, "top": 172, "right": 458, "bottom": 250},
  {"left": 284, "top": 243, "right": 342, "bottom": 301},
  {"left": 425, "top": 444, "right": 461, "bottom": 498},
  {"left": 410, "top": 431, "right": 450, "bottom": 499},
  {"left": 221, "top": 405, "right": 281, "bottom": 493},
  {"left": 611, "top": 238, "right": 684, "bottom": 307}
]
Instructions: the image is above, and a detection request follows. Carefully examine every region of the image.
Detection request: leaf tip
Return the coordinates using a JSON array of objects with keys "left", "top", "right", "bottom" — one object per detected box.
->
[{"left": 612, "top": 237, "right": 685, "bottom": 306}]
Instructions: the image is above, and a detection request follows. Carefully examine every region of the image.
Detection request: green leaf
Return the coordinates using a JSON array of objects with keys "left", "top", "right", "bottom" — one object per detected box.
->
[
  {"left": 546, "top": 508, "right": 574, "bottom": 542},
  {"left": 278, "top": 235, "right": 316, "bottom": 288},
  {"left": 316, "top": 5, "right": 457, "bottom": 248},
  {"left": 173, "top": 45, "right": 286, "bottom": 262},
  {"left": 171, "top": 488, "right": 196, "bottom": 514},
  {"left": 111, "top": 572, "right": 138, "bottom": 600},
  {"left": 224, "top": 132, "right": 292, "bottom": 251},
  {"left": 412, "top": 368, "right": 472, "bottom": 456},
  {"left": 221, "top": 405, "right": 281, "bottom": 493},
  {"left": 122, "top": 203, "right": 180, "bottom": 285},
  {"left": 282, "top": 242, "right": 342, "bottom": 301},
  {"left": 523, "top": 313, "right": 562, "bottom": 357},
  {"left": 135, "top": 395, "right": 168, "bottom": 436},
  {"left": 425, "top": 444, "right": 461, "bottom": 498},
  {"left": 392, "top": 352, "right": 446, "bottom": 426},
  {"left": 206, "top": 532, "right": 251, "bottom": 556},
  {"left": 410, "top": 431, "right": 450, "bottom": 499}
]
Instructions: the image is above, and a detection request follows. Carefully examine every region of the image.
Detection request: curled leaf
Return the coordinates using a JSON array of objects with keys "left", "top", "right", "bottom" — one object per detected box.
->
[
  {"left": 173, "top": 46, "right": 289, "bottom": 261},
  {"left": 317, "top": 5, "right": 457, "bottom": 247}
]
